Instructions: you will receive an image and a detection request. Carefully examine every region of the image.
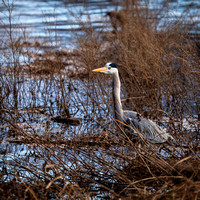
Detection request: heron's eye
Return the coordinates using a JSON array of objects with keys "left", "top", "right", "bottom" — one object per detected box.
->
[{"left": 108, "top": 66, "right": 111, "bottom": 70}]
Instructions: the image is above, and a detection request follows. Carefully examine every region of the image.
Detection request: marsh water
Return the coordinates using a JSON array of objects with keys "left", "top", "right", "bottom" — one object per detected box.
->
[
  {"left": 0, "top": 0, "right": 200, "bottom": 47},
  {"left": 0, "top": 0, "right": 199, "bottom": 169},
  {"left": 0, "top": 0, "right": 200, "bottom": 198}
]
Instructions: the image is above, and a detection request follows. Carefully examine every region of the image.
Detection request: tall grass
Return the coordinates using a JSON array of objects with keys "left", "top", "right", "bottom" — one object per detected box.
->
[{"left": 0, "top": 0, "right": 200, "bottom": 199}]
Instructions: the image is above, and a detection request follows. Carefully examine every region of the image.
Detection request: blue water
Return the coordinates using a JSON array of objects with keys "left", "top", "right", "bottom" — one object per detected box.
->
[
  {"left": 0, "top": 0, "right": 120, "bottom": 49},
  {"left": 0, "top": 0, "right": 199, "bottom": 49}
]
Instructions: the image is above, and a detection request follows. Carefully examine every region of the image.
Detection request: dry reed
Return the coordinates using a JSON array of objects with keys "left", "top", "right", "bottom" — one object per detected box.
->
[{"left": 0, "top": 0, "right": 199, "bottom": 199}]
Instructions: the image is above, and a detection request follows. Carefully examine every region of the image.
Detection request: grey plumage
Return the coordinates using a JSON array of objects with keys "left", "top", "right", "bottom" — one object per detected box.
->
[
  {"left": 93, "top": 62, "right": 175, "bottom": 144},
  {"left": 123, "top": 110, "right": 175, "bottom": 144}
]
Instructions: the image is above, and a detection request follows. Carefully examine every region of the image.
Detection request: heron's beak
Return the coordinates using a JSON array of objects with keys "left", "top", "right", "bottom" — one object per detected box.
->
[{"left": 92, "top": 67, "right": 108, "bottom": 72}]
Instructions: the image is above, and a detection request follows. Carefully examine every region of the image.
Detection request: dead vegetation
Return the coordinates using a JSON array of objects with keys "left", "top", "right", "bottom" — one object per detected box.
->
[{"left": 0, "top": 0, "right": 200, "bottom": 199}]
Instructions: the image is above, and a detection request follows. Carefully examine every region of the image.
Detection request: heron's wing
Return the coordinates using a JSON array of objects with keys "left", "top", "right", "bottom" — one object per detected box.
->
[{"left": 123, "top": 110, "right": 175, "bottom": 144}]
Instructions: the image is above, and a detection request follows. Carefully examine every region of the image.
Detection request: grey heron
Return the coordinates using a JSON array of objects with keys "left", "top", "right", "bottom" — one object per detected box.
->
[{"left": 93, "top": 62, "right": 175, "bottom": 144}]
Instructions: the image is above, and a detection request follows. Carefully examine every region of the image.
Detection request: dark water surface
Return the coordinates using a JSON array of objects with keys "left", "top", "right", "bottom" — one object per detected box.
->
[
  {"left": 0, "top": 0, "right": 199, "bottom": 48},
  {"left": 0, "top": 0, "right": 121, "bottom": 49}
]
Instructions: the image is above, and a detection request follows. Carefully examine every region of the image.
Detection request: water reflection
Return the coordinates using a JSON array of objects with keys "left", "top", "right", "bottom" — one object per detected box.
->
[
  {"left": 0, "top": 0, "right": 120, "bottom": 48},
  {"left": 0, "top": 0, "right": 199, "bottom": 47}
]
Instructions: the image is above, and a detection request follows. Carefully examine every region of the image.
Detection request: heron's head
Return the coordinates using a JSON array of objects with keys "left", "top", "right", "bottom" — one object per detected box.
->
[{"left": 92, "top": 62, "right": 118, "bottom": 74}]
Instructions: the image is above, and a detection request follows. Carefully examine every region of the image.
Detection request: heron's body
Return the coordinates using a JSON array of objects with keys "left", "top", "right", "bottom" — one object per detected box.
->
[{"left": 93, "top": 62, "right": 175, "bottom": 144}]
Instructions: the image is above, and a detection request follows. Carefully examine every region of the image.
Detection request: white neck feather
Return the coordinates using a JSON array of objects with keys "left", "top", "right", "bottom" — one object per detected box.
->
[{"left": 112, "top": 72, "right": 124, "bottom": 122}]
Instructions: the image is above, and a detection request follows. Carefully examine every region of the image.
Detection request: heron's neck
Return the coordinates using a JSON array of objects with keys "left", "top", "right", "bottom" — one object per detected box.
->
[{"left": 112, "top": 72, "right": 124, "bottom": 122}]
